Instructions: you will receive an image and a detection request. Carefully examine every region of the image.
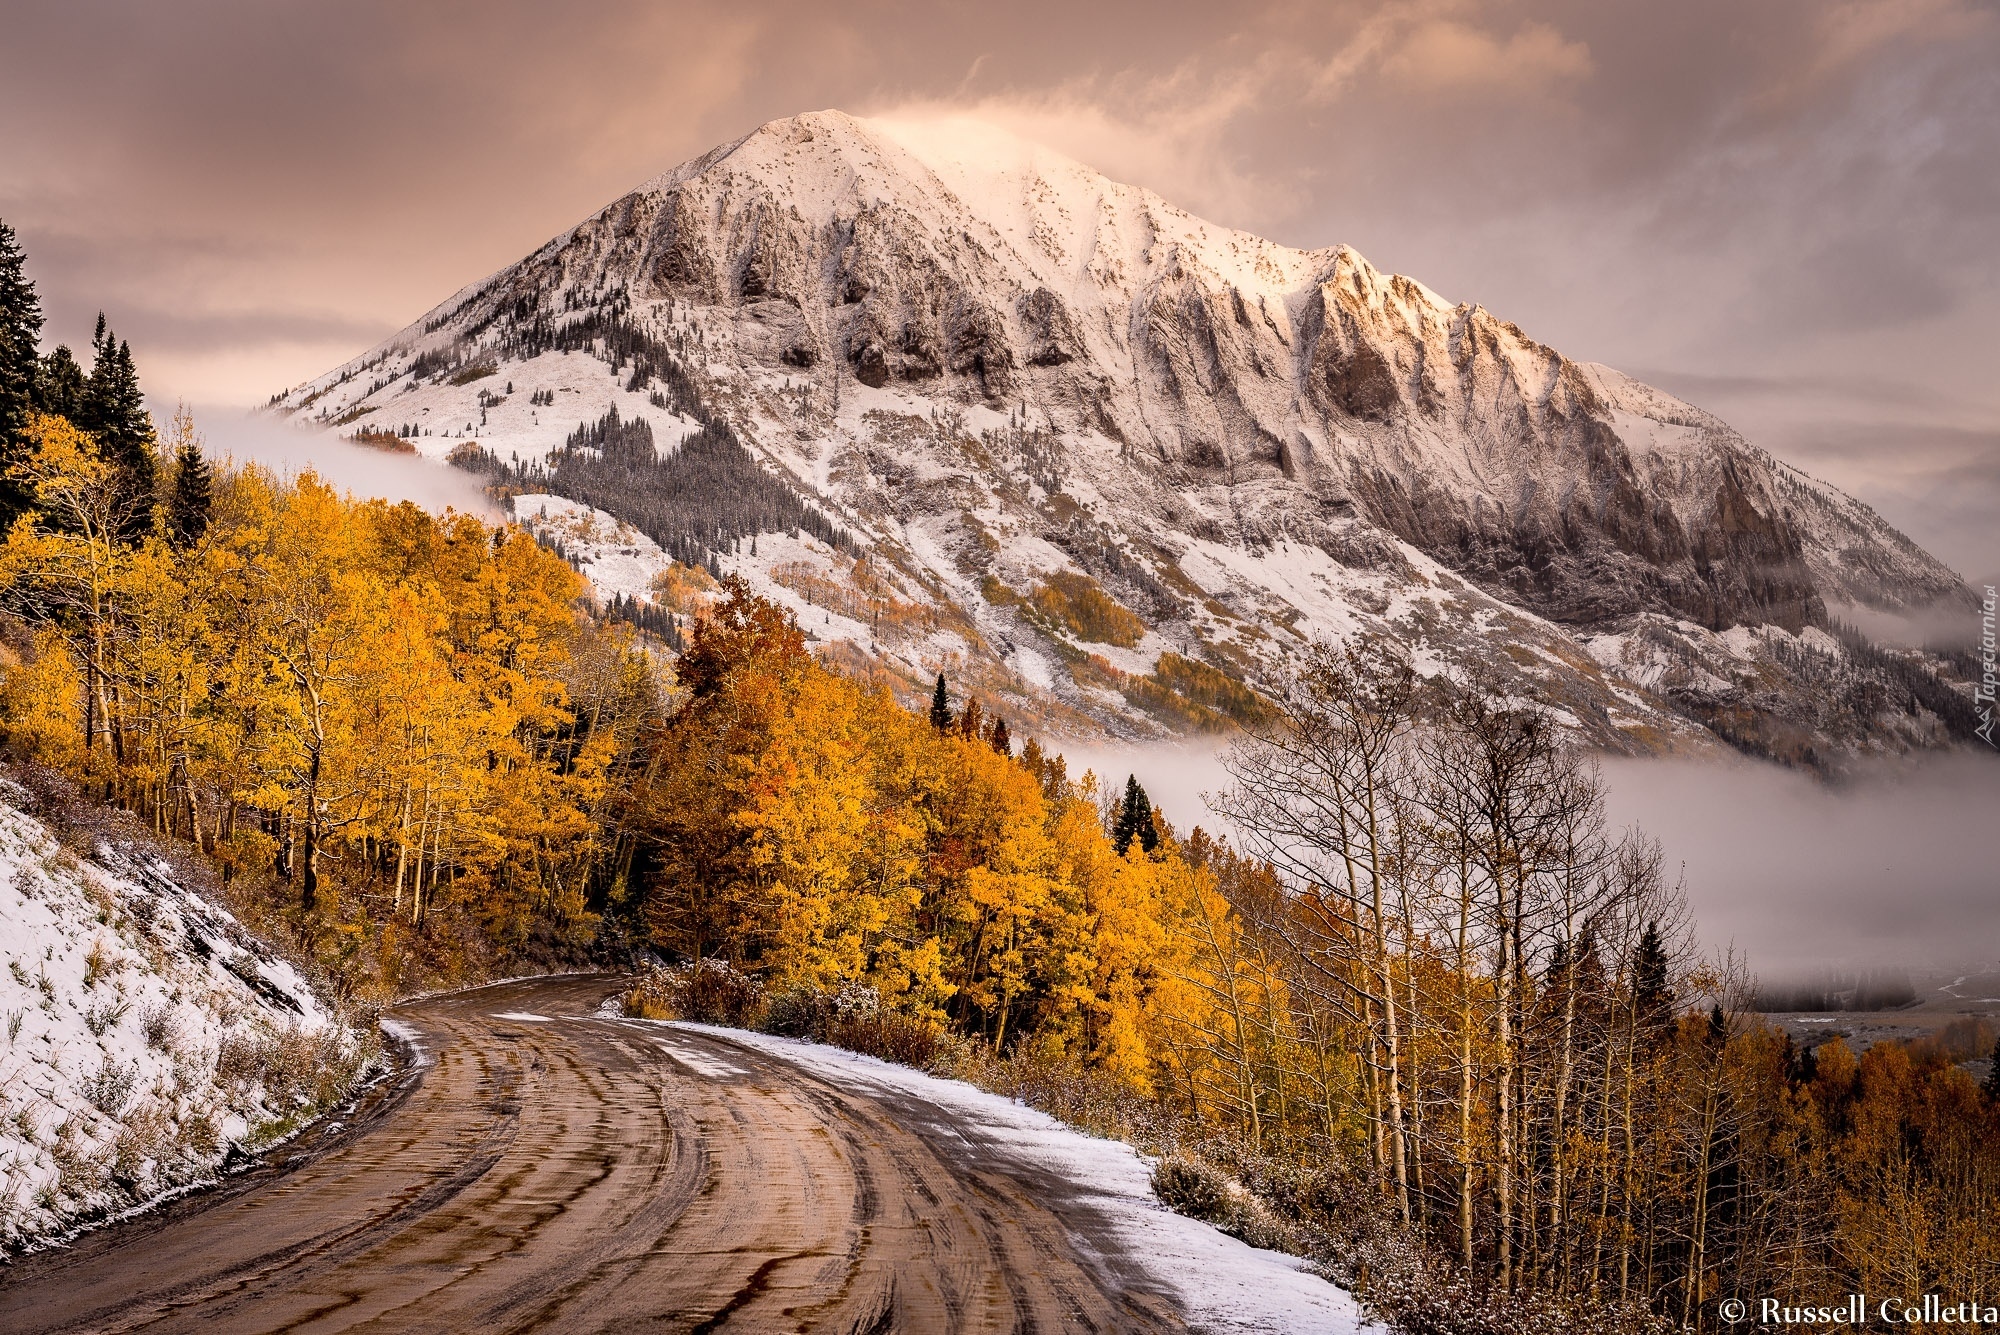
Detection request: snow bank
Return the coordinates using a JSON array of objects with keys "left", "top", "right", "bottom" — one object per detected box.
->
[
  {"left": 0, "top": 784, "right": 369, "bottom": 1252},
  {"left": 673, "top": 1022, "right": 1371, "bottom": 1334}
]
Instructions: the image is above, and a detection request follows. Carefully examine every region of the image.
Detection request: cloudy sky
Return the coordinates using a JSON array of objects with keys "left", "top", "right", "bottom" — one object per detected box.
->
[{"left": 4, "top": 0, "right": 1996, "bottom": 579}]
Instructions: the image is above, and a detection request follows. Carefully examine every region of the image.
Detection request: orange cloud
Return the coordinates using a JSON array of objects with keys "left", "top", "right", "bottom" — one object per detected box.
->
[
  {"left": 1380, "top": 19, "right": 1594, "bottom": 95},
  {"left": 860, "top": 57, "right": 1306, "bottom": 236}
]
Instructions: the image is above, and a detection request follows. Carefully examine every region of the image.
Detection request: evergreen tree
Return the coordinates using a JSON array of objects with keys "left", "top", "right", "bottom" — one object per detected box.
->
[
  {"left": 988, "top": 717, "right": 1011, "bottom": 757},
  {"left": 80, "top": 319, "right": 155, "bottom": 541},
  {"left": 1112, "top": 774, "right": 1158, "bottom": 855},
  {"left": 34, "top": 345, "right": 85, "bottom": 420},
  {"left": 1985, "top": 1035, "right": 2000, "bottom": 1102},
  {"left": 0, "top": 218, "right": 44, "bottom": 527},
  {"left": 167, "top": 436, "right": 212, "bottom": 548},
  {"left": 928, "top": 672, "right": 952, "bottom": 731},
  {"left": 1634, "top": 921, "right": 1673, "bottom": 1033}
]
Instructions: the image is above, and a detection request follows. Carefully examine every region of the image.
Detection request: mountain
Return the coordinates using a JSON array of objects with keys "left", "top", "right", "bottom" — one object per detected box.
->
[{"left": 274, "top": 110, "right": 1980, "bottom": 765}]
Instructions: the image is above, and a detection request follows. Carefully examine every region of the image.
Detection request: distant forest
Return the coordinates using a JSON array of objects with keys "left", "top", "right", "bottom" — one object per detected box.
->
[
  {"left": 447, "top": 304, "right": 847, "bottom": 568},
  {"left": 1753, "top": 969, "right": 1920, "bottom": 1013}
]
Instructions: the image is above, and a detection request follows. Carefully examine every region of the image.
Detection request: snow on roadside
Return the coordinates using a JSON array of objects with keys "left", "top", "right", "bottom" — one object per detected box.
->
[
  {"left": 0, "top": 782, "right": 371, "bottom": 1253},
  {"left": 670, "top": 1022, "right": 1372, "bottom": 1334}
]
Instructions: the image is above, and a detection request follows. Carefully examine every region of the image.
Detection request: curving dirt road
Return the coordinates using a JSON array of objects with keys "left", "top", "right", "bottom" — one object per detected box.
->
[{"left": 0, "top": 975, "right": 1192, "bottom": 1333}]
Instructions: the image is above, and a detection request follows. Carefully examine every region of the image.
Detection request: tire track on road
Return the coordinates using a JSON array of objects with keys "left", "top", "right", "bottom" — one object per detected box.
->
[{"left": 0, "top": 976, "right": 1187, "bottom": 1334}]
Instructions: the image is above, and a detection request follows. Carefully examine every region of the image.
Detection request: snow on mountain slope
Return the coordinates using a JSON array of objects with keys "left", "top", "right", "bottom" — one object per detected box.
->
[
  {"left": 0, "top": 779, "right": 371, "bottom": 1252},
  {"left": 275, "top": 110, "right": 1979, "bottom": 763}
]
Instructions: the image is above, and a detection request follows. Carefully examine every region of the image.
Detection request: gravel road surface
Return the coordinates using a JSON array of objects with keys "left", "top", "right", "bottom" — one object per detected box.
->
[{"left": 0, "top": 975, "right": 1195, "bottom": 1333}]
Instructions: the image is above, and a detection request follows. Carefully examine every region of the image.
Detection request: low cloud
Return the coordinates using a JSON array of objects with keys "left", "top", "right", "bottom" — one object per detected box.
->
[
  {"left": 862, "top": 61, "right": 1301, "bottom": 234},
  {"left": 1048, "top": 738, "right": 1235, "bottom": 837},
  {"left": 180, "top": 406, "right": 503, "bottom": 520},
  {"left": 1066, "top": 738, "right": 2000, "bottom": 985},
  {"left": 1601, "top": 753, "right": 2000, "bottom": 979}
]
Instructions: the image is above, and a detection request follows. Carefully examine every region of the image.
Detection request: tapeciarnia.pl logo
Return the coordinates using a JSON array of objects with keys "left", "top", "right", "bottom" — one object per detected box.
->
[{"left": 1978, "top": 584, "right": 1998, "bottom": 748}]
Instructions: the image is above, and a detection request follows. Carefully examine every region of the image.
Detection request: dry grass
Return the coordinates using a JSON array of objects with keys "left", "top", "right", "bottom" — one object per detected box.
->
[{"left": 139, "top": 1000, "right": 182, "bottom": 1053}]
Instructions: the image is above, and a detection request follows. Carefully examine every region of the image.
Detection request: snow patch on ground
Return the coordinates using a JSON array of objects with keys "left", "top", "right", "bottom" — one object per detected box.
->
[
  {"left": 647, "top": 1037, "right": 748, "bottom": 1079},
  {"left": 377, "top": 1018, "right": 428, "bottom": 1069},
  {"left": 673, "top": 1023, "right": 1371, "bottom": 1334},
  {"left": 510, "top": 493, "right": 674, "bottom": 604}
]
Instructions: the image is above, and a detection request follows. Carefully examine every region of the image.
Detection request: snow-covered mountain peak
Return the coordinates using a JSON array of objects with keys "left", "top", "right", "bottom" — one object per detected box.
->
[
  {"left": 274, "top": 111, "right": 1981, "bottom": 767},
  {"left": 639, "top": 109, "right": 1369, "bottom": 311}
]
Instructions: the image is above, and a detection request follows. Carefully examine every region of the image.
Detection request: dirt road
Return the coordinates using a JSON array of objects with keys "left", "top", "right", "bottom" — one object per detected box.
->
[{"left": 0, "top": 975, "right": 1191, "bottom": 1333}]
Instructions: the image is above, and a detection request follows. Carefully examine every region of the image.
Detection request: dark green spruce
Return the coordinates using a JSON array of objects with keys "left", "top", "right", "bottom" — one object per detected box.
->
[
  {"left": 81, "top": 316, "right": 156, "bottom": 541},
  {"left": 167, "top": 434, "right": 213, "bottom": 548},
  {"left": 34, "top": 344, "right": 85, "bottom": 421},
  {"left": 0, "top": 218, "right": 44, "bottom": 527},
  {"left": 1112, "top": 775, "right": 1158, "bottom": 856}
]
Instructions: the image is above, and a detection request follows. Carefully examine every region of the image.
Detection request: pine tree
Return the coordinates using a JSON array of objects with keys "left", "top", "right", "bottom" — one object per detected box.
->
[
  {"left": 80, "top": 321, "right": 155, "bottom": 541},
  {"left": 988, "top": 717, "right": 1011, "bottom": 757},
  {"left": 34, "top": 345, "right": 85, "bottom": 420},
  {"left": 1112, "top": 774, "right": 1157, "bottom": 855},
  {"left": 0, "top": 218, "right": 44, "bottom": 526},
  {"left": 929, "top": 672, "right": 952, "bottom": 731},
  {"left": 167, "top": 436, "right": 212, "bottom": 547},
  {"left": 1634, "top": 920, "right": 1673, "bottom": 1033}
]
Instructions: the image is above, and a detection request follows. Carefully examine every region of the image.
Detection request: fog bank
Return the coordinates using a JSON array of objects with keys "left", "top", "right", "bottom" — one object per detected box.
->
[
  {"left": 1049, "top": 738, "right": 1233, "bottom": 838},
  {"left": 178, "top": 405, "right": 503, "bottom": 518},
  {"left": 1601, "top": 752, "right": 2000, "bottom": 979},
  {"left": 1054, "top": 736, "right": 2000, "bottom": 981}
]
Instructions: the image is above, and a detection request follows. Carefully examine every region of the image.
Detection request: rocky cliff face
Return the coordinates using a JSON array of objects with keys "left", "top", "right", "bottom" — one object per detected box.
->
[{"left": 276, "top": 111, "right": 1979, "bottom": 765}]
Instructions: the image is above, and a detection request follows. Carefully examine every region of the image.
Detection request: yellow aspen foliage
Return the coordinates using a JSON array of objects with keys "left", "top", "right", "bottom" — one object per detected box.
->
[
  {"left": 0, "top": 629, "right": 86, "bottom": 769},
  {"left": 0, "top": 421, "right": 605, "bottom": 990},
  {"left": 737, "top": 664, "right": 887, "bottom": 988}
]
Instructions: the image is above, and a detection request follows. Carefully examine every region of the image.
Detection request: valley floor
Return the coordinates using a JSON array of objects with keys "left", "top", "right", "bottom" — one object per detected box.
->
[{"left": 0, "top": 975, "right": 1365, "bottom": 1334}]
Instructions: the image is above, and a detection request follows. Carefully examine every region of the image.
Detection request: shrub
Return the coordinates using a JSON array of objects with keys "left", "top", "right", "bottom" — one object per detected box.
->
[
  {"left": 50, "top": 1119, "right": 107, "bottom": 1196},
  {"left": 140, "top": 1000, "right": 182, "bottom": 1053},
  {"left": 1153, "top": 1152, "right": 1236, "bottom": 1224},
  {"left": 111, "top": 1105, "right": 170, "bottom": 1188},
  {"left": 180, "top": 1107, "right": 220, "bottom": 1159},
  {"left": 623, "top": 959, "right": 763, "bottom": 1027},
  {"left": 757, "top": 981, "right": 941, "bottom": 1064},
  {"left": 1150, "top": 1150, "right": 1295, "bottom": 1252},
  {"left": 826, "top": 1011, "right": 943, "bottom": 1066},
  {"left": 214, "top": 1030, "right": 267, "bottom": 1087},
  {"left": 83, "top": 999, "right": 129, "bottom": 1036},
  {"left": 934, "top": 1038, "right": 1170, "bottom": 1148},
  {"left": 81, "top": 1057, "right": 137, "bottom": 1117},
  {"left": 761, "top": 984, "right": 825, "bottom": 1038}
]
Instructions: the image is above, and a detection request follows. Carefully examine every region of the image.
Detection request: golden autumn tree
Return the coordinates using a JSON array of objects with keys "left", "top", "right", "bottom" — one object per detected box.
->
[{"left": 0, "top": 413, "right": 128, "bottom": 774}]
